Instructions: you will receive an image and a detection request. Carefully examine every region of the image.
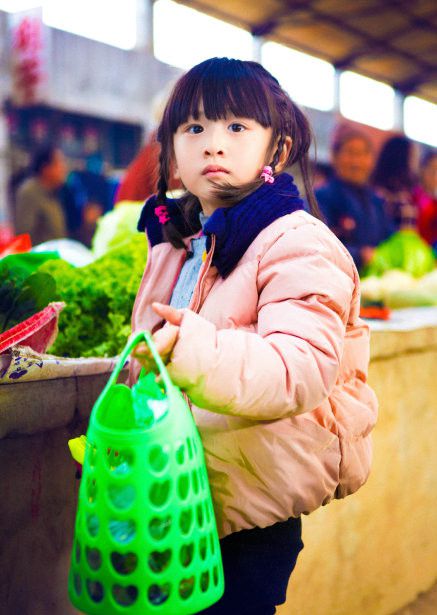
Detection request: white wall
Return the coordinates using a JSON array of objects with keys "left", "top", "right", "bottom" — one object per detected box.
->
[
  {"left": 46, "top": 27, "right": 181, "bottom": 127},
  {"left": 0, "top": 11, "right": 11, "bottom": 225}
]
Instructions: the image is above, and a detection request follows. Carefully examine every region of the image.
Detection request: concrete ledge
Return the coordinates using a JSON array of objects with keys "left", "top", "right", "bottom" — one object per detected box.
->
[
  {"left": 0, "top": 370, "right": 128, "bottom": 439},
  {"left": 279, "top": 344, "right": 437, "bottom": 615},
  {"left": 371, "top": 326, "right": 437, "bottom": 360}
]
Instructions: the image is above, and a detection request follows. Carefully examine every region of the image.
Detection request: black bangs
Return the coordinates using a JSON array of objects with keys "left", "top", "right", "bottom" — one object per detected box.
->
[{"left": 167, "top": 58, "right": 276, "bottom": 133}]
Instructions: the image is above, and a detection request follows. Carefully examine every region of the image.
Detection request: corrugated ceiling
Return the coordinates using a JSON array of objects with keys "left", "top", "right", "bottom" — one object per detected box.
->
[{"left": 177, "top": 0, "right": 437, "bottom": 104}]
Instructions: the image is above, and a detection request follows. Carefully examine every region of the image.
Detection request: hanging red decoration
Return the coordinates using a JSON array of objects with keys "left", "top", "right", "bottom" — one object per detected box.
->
[{"left": 11, "top": 16, "right": 45, "bottom": 106}]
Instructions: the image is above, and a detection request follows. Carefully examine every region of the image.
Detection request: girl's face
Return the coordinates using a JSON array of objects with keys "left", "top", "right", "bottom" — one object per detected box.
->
[{"left": 173, "top": 110, "right": 273, "bottom": 214}]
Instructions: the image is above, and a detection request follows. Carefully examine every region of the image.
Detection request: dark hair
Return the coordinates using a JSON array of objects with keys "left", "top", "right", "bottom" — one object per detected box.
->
[
  {"left": 372, "top": 135, "right": 415, "bottom": 191},
  {"left": 313, "top": 161, "right": 334, "bottom": 180},
  {"left": 331, "top": 126, "right": 373, "bottom": 155},
  {"left": 156, "top": 57, "right": 320, "bottom": 249},
  {"left": 31, "top": 145, "right": 58, "bottom": 176}
]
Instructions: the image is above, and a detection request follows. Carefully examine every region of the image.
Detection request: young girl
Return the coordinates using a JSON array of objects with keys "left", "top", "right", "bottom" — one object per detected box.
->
[{"left": 129, "top": 57, "right": 378, "bottom": 614}]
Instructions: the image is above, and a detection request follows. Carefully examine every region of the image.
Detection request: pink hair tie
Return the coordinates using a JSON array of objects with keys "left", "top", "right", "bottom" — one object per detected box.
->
[
  {"left": 154, "top": 205, "right": 170, "bottom": 224},
  {"left": 260, "top": 166, "right": 275, "bottom": 184}
]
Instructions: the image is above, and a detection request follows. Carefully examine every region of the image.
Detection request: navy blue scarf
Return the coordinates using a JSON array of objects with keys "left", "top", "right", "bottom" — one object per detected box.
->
[{"left": 137, "top": 173, "right": 304, "bottom": 278}]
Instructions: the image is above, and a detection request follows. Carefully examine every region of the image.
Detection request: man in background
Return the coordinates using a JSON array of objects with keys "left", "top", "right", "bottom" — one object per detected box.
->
[{"left": 15, "top": 146, "right": 68, "bottom": 246}]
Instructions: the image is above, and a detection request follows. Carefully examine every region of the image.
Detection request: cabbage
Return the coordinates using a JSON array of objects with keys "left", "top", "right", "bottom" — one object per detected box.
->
[
  {"left": 364, "top": 230, "right": 436, "bottom": 278},
  {"left": 360, "top": 276, "right": 383, "bottom": 302},
  {"left": 379, "top": 269, "right": 416, "bottom": 292},
  {"left": 417, "top": 269, "right": 437, "bottom": 294},
  {"left": 384, "top": 289, "right": 437, "bottom": 308},
  {"left": 92, "top": 201, "right": 144, "bottom": 258}
]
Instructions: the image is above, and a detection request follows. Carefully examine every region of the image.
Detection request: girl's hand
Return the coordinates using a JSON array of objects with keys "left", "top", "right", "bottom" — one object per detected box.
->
[{"left": 132, "top": 303, "right": 184, "bottom": 370}]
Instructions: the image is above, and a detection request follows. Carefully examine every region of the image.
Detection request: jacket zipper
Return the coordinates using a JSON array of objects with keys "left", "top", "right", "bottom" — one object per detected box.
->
[
  {"left": 183, "top": 234, "right": 216, "bottom": 411},
  {"left": 190, "top": 234, "right": 216, "bottom": 314}
]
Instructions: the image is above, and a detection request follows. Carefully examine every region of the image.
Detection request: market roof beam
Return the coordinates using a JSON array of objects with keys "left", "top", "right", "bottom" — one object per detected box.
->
[
  {"left": 394, "top": 68, "right": 437, "bottom": 94},
  {"left": 250, "top": 0, "right": 435, "bottom": 79},
  {"left": 176, "top": 0, "right": 437, "bottom": 104},
  {"left": 295, "top": 4, "right": 435, "bottom": 85}
]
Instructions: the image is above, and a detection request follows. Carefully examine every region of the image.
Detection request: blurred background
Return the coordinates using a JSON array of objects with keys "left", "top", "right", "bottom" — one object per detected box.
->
[{"left": 0, "top": 0, "right": 436, "bottom": 247}]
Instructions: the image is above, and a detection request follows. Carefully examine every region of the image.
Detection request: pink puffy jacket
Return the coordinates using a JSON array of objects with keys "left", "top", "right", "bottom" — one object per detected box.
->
[{"left": 129, "top": 210, "right": 378, "bottom": 538}]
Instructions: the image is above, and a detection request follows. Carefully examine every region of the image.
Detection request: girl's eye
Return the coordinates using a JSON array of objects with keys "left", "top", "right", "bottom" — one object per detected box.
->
[
  {"left": 187, "top": 125, "right": 203, "bottom": 134},
  {"left": 229, "top": 123, "right": 246, "bottom": 133}
]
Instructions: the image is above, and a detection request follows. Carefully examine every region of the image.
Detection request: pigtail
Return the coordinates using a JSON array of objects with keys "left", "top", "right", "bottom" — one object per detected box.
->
[
  {"left": 156, "top": 148, "right": 169, "bottom": 209},
  {"left": 155, "top": 129, "right": 191, "bottom": 250},
  {"left": 290, "top": 104, "right": 321, "bottom": 219},
  {"left": 270, "top": 133, "right": 285, "bottom": 173}
]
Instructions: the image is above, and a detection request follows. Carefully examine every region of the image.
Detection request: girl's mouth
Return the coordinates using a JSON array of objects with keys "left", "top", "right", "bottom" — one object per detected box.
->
[{"left": 202, "top": 165, "right": 230, "bottom": 176}]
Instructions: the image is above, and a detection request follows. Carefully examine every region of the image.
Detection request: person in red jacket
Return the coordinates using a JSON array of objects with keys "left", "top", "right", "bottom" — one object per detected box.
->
[
  {"left": 415, "top": 151, "right": 437, "bottom": 247},
  {"left": 115, "top": 130, "right": 181, "bottom": 203}
]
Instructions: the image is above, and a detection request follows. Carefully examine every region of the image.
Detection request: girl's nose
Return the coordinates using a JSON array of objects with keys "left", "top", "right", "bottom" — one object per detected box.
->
[
  {"left": 204, "top": 145, "right": 224, "bottom": 156},
  {"left": 203, "top": 126, "right": 225, "bottom": 157}
]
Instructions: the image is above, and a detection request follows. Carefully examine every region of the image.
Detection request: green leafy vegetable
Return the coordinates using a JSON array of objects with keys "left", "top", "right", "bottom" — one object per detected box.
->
[
  {"left": 39, "top": 233, "right": 147, "bottom": 357},
  {"left": 92, "top": 202, "right": 144, "bottom": 258},
  {"left": 363, "top": 230, "right": 436, "bottom": 278},
  {"left": 0, "top": 256, "right": 57, "bottom": 332}
]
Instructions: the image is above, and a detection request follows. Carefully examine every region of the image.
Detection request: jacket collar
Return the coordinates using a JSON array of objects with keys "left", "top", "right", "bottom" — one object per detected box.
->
[{"left": 138, "top": 172, "right": 304, "bottom": 278}]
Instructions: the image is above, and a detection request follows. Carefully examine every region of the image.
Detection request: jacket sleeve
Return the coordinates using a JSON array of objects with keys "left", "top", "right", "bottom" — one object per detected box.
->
[{"left": 167, "top": 224, "right": 356, "bottom": 420}]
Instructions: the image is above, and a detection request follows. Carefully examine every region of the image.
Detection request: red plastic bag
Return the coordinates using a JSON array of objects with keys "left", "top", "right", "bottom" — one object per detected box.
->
[
  {"left": 0, "top": 233, "right": 32, "bottom": 258},
  {"left": 0, "top": 302, "right": 65, "bottom": 354}
]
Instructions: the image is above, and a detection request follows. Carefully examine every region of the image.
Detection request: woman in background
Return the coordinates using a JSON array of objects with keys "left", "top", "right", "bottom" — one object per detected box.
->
[
  {"left": 316, "top": 128, "right": 393, "bottom": 270},
  {"left": 414, "top": 150, "right": 437, "bottom": 248},
  {"left": 372, "top": 134, "right": 419, "bottom": 232}
]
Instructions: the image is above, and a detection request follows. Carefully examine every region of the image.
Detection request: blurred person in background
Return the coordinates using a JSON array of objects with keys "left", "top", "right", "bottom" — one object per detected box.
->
[
  {"left": 115, "top": 85, "right": 182, "bottom": 205},
  {"left": 316, "top": 128, "right": 393, "bottom": 270},
  {"left": 66, "top": 153, "right": 113, "bottom": 246},
  {"left": 115, "top": 131, "right": 162, "bottom": 203},
  {"left": 414, "top": 150, "right": 437, "bottom": 248},
  {"left": 15, "top": 145, "right": 68, "bottom": 246},
  {"left": 114, "top": 129, "right": 182, "bottom": 205},
  {"left": 372, "top": 134, "right": 419, "bottom": 231}
]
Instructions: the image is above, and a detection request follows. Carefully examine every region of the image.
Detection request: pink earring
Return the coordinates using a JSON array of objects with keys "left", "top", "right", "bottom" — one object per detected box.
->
[{"left": 260, "top": 166, "right": 275, "bottom": 184}]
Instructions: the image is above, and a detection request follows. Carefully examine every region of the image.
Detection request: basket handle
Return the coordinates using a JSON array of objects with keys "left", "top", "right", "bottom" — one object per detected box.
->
[{"left": 104, "top": 330, "right": 173, "bottom": 393}]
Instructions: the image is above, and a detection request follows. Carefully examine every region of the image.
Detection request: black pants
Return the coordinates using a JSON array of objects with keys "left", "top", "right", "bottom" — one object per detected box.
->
[{"left": 199, "top": 517, "right": 303, "bottom": 615}]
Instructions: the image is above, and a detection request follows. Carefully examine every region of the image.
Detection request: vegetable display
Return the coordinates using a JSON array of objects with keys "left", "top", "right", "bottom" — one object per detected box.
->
[
  {"left": 38, "top": 233, "right": 146, "bottom": 358},
  {"left": 361, "top": 269, "right": 437, "bottom": 309},
  {"left": 363, "top": 230, "right": 435, "bottom": 278},
  {"left": 91, "top": 202, "right": 144, "bottom": 259},
  {"left": 0, "top": 253, "right": 58, "bottom": 333}
]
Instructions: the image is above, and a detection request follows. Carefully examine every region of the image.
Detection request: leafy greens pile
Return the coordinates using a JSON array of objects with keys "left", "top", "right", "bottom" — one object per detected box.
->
[
  {"left": 39, "top": 233, "right": 147, "bottom": 357},
  {"left": 0, "top": 254, "right": 57, "bottom": 333}
]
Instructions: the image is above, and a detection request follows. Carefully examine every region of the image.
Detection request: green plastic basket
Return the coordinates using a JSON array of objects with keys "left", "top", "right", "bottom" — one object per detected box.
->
[{"left": 68, "top": 331, "right": 224, "bottom": 614}]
